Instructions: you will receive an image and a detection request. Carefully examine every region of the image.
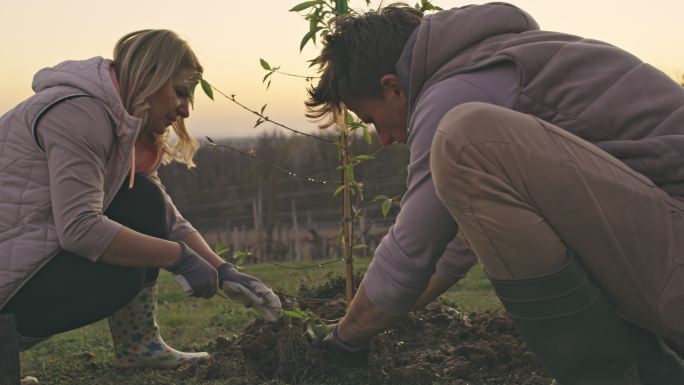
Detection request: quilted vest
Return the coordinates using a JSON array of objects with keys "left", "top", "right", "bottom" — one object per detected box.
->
[
  {"left": 409, "top": 3, "right": 684, "bottom": 195},
  {"left": 0, "top": 57, "right": 141, "bottom": 309}
]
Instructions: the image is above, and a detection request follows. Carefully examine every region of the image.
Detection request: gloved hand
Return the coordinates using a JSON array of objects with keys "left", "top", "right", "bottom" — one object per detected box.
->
[
  {"left": 310, "top": 324, "right": 369, "bottom": 366},
  {"left": 312, "top": 324, "right": 369, "bottom": 353},
  {"left": 217, "top": 263, "right": 282, "bottom": 321},
  {"left": 165, "top": 241, "right": 218, "bottom": 298}
]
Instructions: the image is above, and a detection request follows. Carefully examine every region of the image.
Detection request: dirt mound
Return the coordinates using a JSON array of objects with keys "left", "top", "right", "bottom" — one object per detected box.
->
[{"left": 179, "top": 276, "right": 551, "bottom": 385}]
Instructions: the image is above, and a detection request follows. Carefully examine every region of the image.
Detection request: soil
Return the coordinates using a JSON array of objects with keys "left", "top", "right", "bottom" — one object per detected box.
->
[{"left": 179, "top": 275, "right": 552, "bottom": 385}]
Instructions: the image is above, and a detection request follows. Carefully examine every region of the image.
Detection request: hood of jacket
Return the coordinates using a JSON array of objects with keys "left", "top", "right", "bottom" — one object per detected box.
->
[
  {"left": 31, "top": 56, "right": 139, "bottom": 134},
  {"left": 408, "top": 2, "right": 538, "bottom": 111}
]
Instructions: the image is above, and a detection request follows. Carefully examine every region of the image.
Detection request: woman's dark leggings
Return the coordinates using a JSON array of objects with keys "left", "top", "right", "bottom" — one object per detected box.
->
[{"left": 1, "top": 175, "right": 167, "bottom": 338}]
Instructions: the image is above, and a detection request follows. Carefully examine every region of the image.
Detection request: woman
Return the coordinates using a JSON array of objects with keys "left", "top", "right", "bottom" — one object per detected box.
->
[{"left": 0, "top": 29, "right": 280, "bottom": 384}]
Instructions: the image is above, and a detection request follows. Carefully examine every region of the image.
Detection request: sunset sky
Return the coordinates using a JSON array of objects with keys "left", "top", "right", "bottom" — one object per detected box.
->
[{"left": 1, "top": 0, "right": 683, "bottom": 139}]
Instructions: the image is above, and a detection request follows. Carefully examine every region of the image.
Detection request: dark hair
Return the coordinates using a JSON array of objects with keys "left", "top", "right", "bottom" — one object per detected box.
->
[{"left": 306, "top": 4, "right": 423, "bottom": 126}]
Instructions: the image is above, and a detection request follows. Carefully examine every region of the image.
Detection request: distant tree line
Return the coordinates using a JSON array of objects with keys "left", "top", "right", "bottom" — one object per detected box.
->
[{"left": 158, "top": 130, "right": 409, "bottom": 260}]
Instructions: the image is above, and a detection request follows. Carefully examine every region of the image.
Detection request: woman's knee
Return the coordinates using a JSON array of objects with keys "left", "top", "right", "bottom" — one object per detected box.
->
[
  {"left": 113, "top": 267, "right": 147, "bottom": 303},
  {"left": 106, "top": 175, "right": 168, "bottom": 238}
]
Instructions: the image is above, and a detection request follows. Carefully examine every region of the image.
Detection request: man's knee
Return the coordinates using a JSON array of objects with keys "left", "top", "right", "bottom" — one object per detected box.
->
[
  {"left": 437, "top": 102, "right": 506, "bottom": 144},
  {"left": 435, "top": 102, "right": 526, "bottom": 146},
  {"left": 431, "top": 103, "right": 509, "bottom": 200}
]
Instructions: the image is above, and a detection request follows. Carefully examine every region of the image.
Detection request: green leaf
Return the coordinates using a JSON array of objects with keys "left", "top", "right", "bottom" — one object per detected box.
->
[
  {"left": 300, "top": 27, "right": 323, "bottom": 51},
  {"left": 372, "top": 194, "right": 388, "bottom": 202},
  {"left": 333, "top": 184, "right": 345, "bottom": 197},
  {"left": 262, "top": 72, "right": 272, "bottom": 83},
  {"left": 283, "top": 310, "right": 305, "bottom": 319},
  {"left": 352, "top": 154, "right": 372, "bottom": 163},
  {"left": 213, "top": 242, "right": 229, "bottom": 256},
  {"left": 260, "top": 104, "right": 268, "bottom": 115},
  {"left": 363, "top": 125, "right": 373, "bottom": 144},
  {"left": 346, "top": 111, "right": 355, "bottom": 125},
  {"left": 353, "top": 243, "right": 368, "bottom": 251},
  {"left": 381, "top": 199, "right": 392, "bottom": 218},
  {"left": 232, "top": 250, "right": 251, "bottom": 266},
  {"left": 346, "top": 163, "right": 354, "bottom": 183},
  {"left": 289, "top": 0, "right": 319, "bottom": 12},
  {"left": 260, "top": 58, "right": 271, "bottom": 71},
  {"left": 254, "top": 118, "right": 264, "bottom": 128},
  {"left": 200, "top": 79, "right": 214, "bottom": 100},
  {"left": 205, "top": 136, "right": 216, "bottom": 145},
  {"left": 353, "top": 206, "right": 362, "bottom": 217}
]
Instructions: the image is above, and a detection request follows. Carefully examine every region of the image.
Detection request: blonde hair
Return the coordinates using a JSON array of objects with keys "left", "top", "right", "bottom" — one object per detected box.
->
[{"left": 113, "top": 29, "right": 201, "bottom": 168}]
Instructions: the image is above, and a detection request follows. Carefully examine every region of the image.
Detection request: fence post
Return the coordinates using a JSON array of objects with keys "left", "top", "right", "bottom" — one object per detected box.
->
[
  {"left": 0, "top": 313, "right": 21, "bottom": 385},
  {"left": 291, "top": 200, "right": 302, "bottom": 261}
]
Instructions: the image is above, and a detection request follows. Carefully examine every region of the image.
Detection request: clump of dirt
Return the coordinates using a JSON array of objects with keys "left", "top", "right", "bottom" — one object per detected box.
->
[{"left": 179, "top": 275, "right": 551, "bottom": 385}]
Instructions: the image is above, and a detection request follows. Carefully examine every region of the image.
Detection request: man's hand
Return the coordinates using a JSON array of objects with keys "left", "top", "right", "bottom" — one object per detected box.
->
[
  {"left": 217, "top": 263, "right": 282, "bottom": 321},
  {"left": 312, "top": 324, "right": 369, "bottom": 353},
  {"left": 310, "top": 324, "right": 369, "bottom": 365},
  {"left": 166, "top": 241, "right": 218, "bottom": 298}
]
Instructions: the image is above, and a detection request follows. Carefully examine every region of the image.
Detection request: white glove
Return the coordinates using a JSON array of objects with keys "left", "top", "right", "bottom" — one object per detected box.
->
[{"left": 217, "top": 264, "right": 282, "bottom": 321}]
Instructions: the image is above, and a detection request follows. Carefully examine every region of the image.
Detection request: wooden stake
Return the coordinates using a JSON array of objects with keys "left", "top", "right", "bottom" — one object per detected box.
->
[{"left": 291, "top": 200, "right": 302, "bottom": 261}]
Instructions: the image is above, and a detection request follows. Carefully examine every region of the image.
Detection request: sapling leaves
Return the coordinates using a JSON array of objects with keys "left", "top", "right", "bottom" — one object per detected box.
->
[
  {"left": 353, "top": 243, "right": 368, "bottom": 251},
  {"left": 289, "top": 0, "right": 321, "bottom": 12},
  {"left": 373, "top": 195, "right": 400, "bottom": 218},
  {"left": 260, "top": 58, "right": 272, "bottom": 71},
  {"left": 283, "top": 307, "right": 331, "bottom": 342},
  {"left": 213, "top": 242, "right": 230, "bottom": 257},
  {"left": 300, "top": 27, "right": 324, "bottom": 51},
  {"left": 200, "top": 78, "right": 214, "bottom": 100},
  {"left": 333, "top": 184, "right": 346, "bottom": 197},
  {"left": 362, "top": 125, "right": 373, "bottom": 144},
  {"left": 232, "top": 250, "right": 251, "bottom": 267},
  {"left": 213, "top": 243, "right": 250, "bottom": 267},
  {"left": 415, "top": 0, "right": 443, "bottom": 12}
]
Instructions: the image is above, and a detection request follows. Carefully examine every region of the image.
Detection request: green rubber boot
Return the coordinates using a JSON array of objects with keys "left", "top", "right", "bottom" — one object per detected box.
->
[
  {"left": 108, "top": 284, "right": 209, "bottom": 368},
  {"left": 489, "top": 252, "right": 638, "bottom": 385},
  {"left": 628, "top": 323, "right": 684, "bottom": 385}
]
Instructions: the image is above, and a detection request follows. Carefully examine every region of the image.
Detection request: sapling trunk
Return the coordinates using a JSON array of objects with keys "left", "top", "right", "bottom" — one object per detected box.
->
[{"left": 337, "top": 106, "right": 355, "bottom": 306}]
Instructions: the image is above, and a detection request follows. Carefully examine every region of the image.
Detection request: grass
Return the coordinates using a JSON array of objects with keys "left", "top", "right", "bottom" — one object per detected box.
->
[{"left": 19, "top": 258, "right": 500, "bottom": 385}]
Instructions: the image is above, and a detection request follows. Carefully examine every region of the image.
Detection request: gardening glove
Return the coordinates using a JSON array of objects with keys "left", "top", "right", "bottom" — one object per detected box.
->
[
  {"left": 217, "top": 263, "right": 282, "bottom": 321},
  {"left": 310, "top": 324, "right": 369, "bottom": 366},
  {"left": 312, "top": 324, "right": 369, "bottom": 353},
  {"left": 165, "top": 241, "right": 218, "bottom": 299}
]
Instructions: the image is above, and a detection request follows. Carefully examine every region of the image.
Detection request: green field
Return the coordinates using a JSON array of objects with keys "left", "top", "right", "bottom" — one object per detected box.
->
[{"left": 20, "top": 258, "right": 500, "bottom": 385}]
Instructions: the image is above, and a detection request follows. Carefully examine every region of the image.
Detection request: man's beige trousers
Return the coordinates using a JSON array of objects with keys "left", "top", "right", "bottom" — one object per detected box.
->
[{"left": 430, "top": 102, "right": 684, "bottom": 343}]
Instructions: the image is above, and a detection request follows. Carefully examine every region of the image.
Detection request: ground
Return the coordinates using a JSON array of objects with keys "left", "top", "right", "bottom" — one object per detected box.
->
[
  {"left": 179, "top": 274, "right": 551, "bottom": 384},
  {"left": 20, "top": 259, "right": 551, "bottom": 385}
]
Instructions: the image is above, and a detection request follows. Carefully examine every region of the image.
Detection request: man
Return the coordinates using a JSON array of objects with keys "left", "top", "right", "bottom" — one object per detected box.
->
[{"left": 306, "top": 3, "right": 684, "bottom": 384}]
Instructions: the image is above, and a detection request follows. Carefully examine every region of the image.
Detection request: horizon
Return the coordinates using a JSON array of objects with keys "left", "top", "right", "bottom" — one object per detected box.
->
[{"left": 1, "top": 0, "right": 683, "bottom": 139}]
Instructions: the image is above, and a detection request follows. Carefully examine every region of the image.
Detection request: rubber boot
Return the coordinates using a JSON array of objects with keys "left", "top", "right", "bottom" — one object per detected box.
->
[
  {"left": 489, "top": 252, "right": 638, "bottom": 385},
  {"left": 108, "top": 284, "right": 209, "bottom": 368},
  {"left": 17, "top": 333, "right": 46, "bottom": 385},
  {"left": 627, "top": 323, "right": 684, "bottom": 385}
]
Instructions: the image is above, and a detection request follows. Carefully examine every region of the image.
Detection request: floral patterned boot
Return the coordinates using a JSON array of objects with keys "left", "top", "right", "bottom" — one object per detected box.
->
[{"left": 108, "top": 284, "right": 209, "bottom": 368}]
